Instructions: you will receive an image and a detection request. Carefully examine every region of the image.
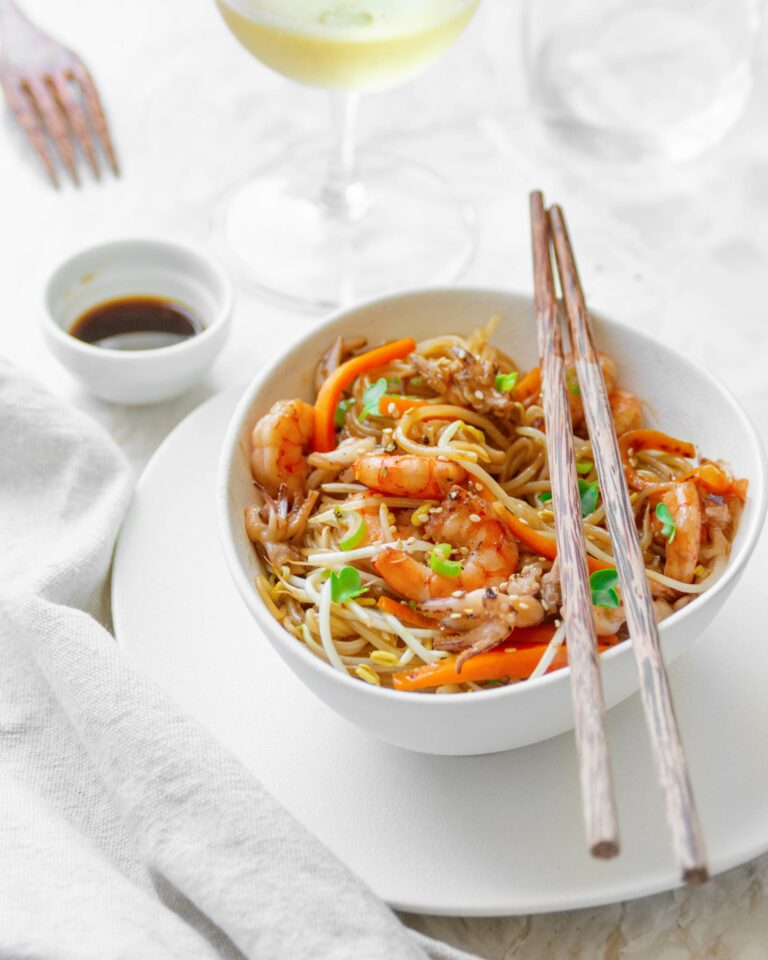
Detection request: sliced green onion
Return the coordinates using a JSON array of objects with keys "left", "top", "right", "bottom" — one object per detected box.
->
[
  {"left": 576, "top": 460, "right": 593, "bottom": 475},
  {"left": 566, "top": 370, "right": 581, "bottom": 397},
  {"left": 578, "top": 478, "right": 599, "bottom": 517},
  {"left": 409, "top": 376, "right": 423, "bottom": 386},
  {"left": 536, "top": 490, "right": 553, "bottom": 505},
  {"left": 428, "top": 542, "right": 463, "bottom": 578},
  {"left": 339, "top": 510, "right": 367, "bottom": 551},
  {"left": 359, "top": 378, "right": 388, "bottom": 421},
  {"left": 334, "top": 397, "right": 353, "bottom": 427},
  {"left": 655, "top": 502, "right": 677, "bottom": 543},
  {"left": 330, "top": 566, "right": 368, "bottom": 603},
  {"left": 495, "top": 371, "right": 519, "bottom": 393},
  {"left": 590, "top": 569, "right": 619, "bottom": 608}
]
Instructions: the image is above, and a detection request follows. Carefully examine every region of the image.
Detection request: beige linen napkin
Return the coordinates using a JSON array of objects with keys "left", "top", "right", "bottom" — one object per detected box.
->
[{"left": 0, "top": 361, "right": 477, "bottom": 960}]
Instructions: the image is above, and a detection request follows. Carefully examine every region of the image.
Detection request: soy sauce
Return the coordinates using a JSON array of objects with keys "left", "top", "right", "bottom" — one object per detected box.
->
[{"left": 69, "top": 296, "right": 204, "bottom": 350}]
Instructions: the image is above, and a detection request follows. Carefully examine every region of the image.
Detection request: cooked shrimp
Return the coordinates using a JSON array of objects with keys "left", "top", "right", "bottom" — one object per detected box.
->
[
  {"left": 660, "top": 481, "right": 702, "bottom": 584},
  {"left": 371, "top": 486, "right": 519, "bottom": 601},
  {"left": 565, "top": 352, "right": 616, "bottom": 427},
  {"left": 353, "top": 454, "right": 466, "bottom": 499},
  {"left": 610, "top": 389, "right": 644, "bottom": 436},
  {"left": 425, "top": 566, "right": 545, "bottom": 666},
  {"left": 251, "top": 399, "right": 315, "bottom": 498},
  {"left": 593, "top": 598, "right": 675, "bottom": 636},
  {"left": 246, "top": 483, "right": 319, "bottom": 568}
]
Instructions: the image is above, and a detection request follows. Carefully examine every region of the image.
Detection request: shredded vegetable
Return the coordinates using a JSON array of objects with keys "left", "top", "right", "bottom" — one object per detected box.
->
[
  {"left": 339, "top": 510, "right": 367, "bottom": 551},
  {"left": 314, "top": 337, "right": 416, "bottom": 452},
  {"left": 428, "top": 543, "right": 463, "bottom": 578}
]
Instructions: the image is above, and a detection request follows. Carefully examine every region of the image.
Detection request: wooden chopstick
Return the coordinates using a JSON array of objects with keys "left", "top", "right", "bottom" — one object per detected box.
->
[
  {"left": 530, "top": 192, "right": 619, "bottom": 859},
  {"left": 548, "top": 203, "right": 708, "bottom": 884}
]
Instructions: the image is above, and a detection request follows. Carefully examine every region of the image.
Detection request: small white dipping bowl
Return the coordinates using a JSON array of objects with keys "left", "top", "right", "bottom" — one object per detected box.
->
[
  {"left": 43, "top": 239, "right": 233, "bottom": 405},
  {"left": 218, "top": 287, "right": 767, "bottom": 756}
]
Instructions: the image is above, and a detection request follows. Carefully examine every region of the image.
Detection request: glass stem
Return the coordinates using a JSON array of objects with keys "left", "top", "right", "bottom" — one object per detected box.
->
[{"left": 321, "top": 92, "right": 369, "bottom": 220}]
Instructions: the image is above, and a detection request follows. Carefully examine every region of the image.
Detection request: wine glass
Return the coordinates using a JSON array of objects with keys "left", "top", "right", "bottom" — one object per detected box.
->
[
  {"left": 523, "top": 0, "right": 760, "bottom": 166},
  {"left": 213, "top": 0, "right": 481, "bottom": 309}
]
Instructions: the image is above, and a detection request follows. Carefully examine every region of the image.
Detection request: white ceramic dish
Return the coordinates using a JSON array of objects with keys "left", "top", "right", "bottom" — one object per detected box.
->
[
  {"left": 43, "top": 238, "right": 233, "bottom": 405},
  {"left": 218, "top": 288, "right": 766, "bottom": 756},
  {"left": 114, "top": 389, "right": 768, "bottom": 915}
]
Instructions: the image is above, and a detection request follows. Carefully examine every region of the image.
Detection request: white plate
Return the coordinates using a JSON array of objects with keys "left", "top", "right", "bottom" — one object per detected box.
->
[{"left": 113, "top": 389, "right": 768, "bottom": 917}]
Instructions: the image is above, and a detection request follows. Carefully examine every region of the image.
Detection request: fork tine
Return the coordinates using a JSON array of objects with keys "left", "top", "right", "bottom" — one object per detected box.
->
[
  {"left": 0, "top": 74, "right": 59, "bottom": 187},
  {"left": 69, "top": 62, "right": 118, "bottom": 176},
  {"left": 26, "top": 77, "right": 79, "bottom": 185},
  {"left": 50, "top": 71, "right": 100, "bottom": 179}
]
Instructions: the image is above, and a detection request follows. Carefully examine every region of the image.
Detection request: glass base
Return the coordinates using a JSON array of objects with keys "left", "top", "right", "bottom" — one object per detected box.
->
[{"left": 213, "top": 145, "right": 476, "bottom": 310}]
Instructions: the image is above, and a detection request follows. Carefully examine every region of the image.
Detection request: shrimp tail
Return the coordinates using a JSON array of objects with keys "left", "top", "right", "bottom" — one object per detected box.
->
[{"left": 245, "top": 482, "right": 319, "bottom": 567}]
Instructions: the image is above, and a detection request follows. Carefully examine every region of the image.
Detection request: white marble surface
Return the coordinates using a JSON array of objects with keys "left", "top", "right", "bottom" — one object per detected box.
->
[{"left": 2, "top": 0, "right": 768, "bottom": 955}]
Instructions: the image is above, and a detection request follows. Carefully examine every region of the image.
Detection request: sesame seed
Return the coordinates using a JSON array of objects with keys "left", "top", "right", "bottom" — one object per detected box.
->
[
  {"left": 474, "top": 390, "right": 484, "bottom": 400},
  {"left": 387, "top": 403, "right": 398, "bottom": 417},
  {"left": 554, "top": 619, "right": 562, "bottom": 627},
  {"left": 518, "top": 600, "right": 529, "bottom": 610},
  {"left": 469, "top": 513, "right": 481, "bottom": 523},
  {"left": 519, "top": 517, "right": 529, "bottom": 526},
  {"left": 449, "top": 612, "right": 463, "bottom": 620},
  {"left": 430, "top": 507, "right": 443, "bottom": 514},
  {"left": 463, "top": 608, "right": 475, "bottom": 615},
  {"left": 451, "top": 590, "right": 464, "bottom": 598},
  {"left": 406, "top": 536, "right": 415, "bottom": 544},
  {"left": 385, "top": 442, "right": 396, "bottom": 453}
]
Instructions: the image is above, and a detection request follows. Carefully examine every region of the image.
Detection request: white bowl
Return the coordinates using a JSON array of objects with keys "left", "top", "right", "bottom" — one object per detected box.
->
[
  {"left": 217, "top": 287, "right": 767, "bottom": 756},
  {"left": 43, "top": 239, "right": 233, "bottom": 405}
]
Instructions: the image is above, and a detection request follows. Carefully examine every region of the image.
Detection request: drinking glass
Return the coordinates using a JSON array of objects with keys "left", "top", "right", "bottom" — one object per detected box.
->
[
  {"left": 213, "top": 0, "right": 481, "bottom": 308},
  {"left": 523, "top": 0, "right": 761, "bottom": 166}
]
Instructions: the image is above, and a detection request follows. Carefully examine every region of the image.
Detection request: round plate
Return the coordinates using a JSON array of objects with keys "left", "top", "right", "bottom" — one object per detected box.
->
[{"left": 113, "top": 390, "right": 768, "bottom": 916}]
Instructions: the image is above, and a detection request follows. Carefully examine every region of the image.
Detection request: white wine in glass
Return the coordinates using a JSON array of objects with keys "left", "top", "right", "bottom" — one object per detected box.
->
[{"left": 214, "top": 0, "right": 481, "bottom": 308}]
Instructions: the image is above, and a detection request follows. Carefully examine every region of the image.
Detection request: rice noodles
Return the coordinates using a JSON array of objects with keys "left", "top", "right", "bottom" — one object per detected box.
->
[{"left": 244, "top": 320, "right": 747, "bottom": 694}]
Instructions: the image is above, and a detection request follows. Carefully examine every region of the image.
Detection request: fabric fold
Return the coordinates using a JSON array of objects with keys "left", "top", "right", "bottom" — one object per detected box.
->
[{"left": 0, "top": 361, "right": 477, "bottom": 960}]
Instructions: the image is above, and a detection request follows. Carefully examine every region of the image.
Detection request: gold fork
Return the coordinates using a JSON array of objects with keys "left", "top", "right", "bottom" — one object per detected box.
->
[{"left": 0, "top": 0, "right": 118, "bottom": 186}]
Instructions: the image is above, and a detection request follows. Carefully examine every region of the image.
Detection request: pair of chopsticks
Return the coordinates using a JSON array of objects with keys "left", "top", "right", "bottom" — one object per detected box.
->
[{"left": 530, "top": 191, "right": 708, "bottom": 883}]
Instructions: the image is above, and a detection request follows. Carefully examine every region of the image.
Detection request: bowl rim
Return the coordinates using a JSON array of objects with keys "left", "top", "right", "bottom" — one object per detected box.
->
[
  {"left": 42, "top": 237, "right": 234, "bottom": 364},
  {"left": 217, "top": 283, "right": 768, "bottom": 707}
]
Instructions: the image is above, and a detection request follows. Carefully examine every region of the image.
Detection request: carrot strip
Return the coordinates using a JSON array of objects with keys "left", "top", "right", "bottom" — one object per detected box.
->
[
  {"left": 488, "top": 501, "right": 613, "bottom": 574},
  {"left": 314, "top": 338, "right": 416, "bottom": 452},
  {"left": 731, "top": 477, "right": 749, "bottom": 501},
  {"left": 376, "top": 596, "right": 434, "bottom": 629},
  {"left": 377, "top": 395, "right": 428, "bottom": 417},
  {"left": 618, "top": 429, "right": 696, "bottom": 491},
  {"left": 514, "top": 367, "right": 541, "bottom": 403},
  {"left": 619, "top": 429, "right": 696, "bottom": 461},
  {"left": 393, "top": 640, "right": 614, "bottom": 691},
  {"left": 683, "top": 461, "right": 748, "bottom": 501}
]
